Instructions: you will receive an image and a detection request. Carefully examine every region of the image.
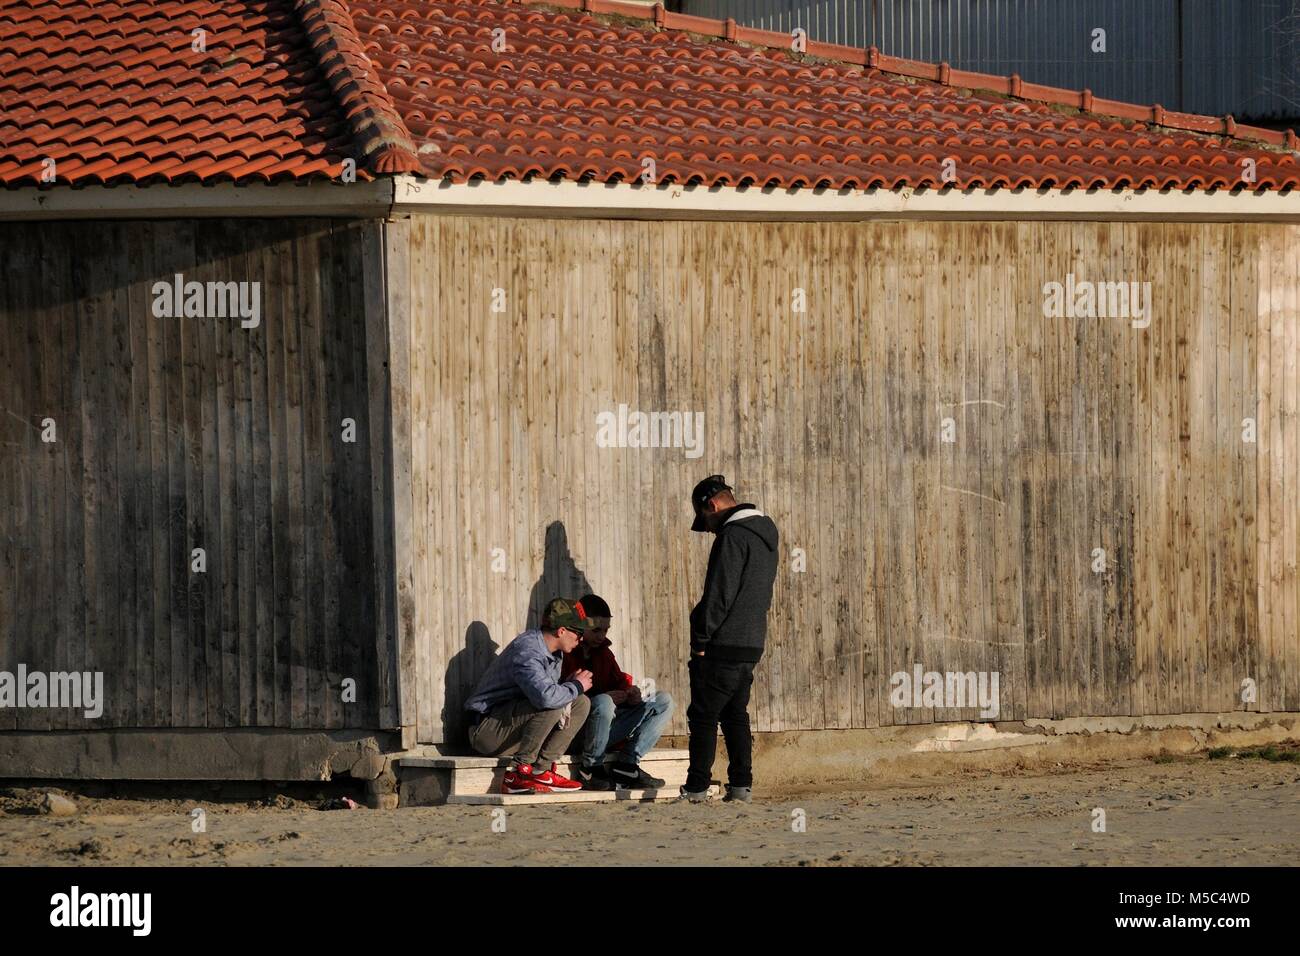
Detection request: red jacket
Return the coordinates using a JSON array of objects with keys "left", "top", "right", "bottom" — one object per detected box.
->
[{"left": 561, "top": 643, "right": 630, "bottom": 696}]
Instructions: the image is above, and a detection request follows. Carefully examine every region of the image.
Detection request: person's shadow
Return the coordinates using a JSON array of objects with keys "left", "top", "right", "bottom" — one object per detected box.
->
[
  {"left": 525, "top": 521, "right": 592, "bottom": 630},
  {"left": 442, "top": 622, "right": 498, "bottom": 749},
  {"left": 441, "top": 521, "right": 594, "bottom": 750}
]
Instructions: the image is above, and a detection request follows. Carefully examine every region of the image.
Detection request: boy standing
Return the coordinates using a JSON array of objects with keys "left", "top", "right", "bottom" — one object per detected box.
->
[{"left": 682, "top": 476, "right": 779, "bottom": 803}]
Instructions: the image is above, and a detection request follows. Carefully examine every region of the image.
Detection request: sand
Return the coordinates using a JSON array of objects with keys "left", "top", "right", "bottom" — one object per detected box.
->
[{"left": 1, "top": 753, "right": 1296, "bottom": 866}]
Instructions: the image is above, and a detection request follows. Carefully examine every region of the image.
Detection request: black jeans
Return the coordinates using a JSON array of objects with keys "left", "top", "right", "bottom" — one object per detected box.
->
[{"left": 685, "top": 657, "right": 756, "bottom": 791}]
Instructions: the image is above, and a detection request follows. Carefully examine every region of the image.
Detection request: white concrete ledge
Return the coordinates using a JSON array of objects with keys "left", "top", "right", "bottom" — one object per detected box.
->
[
  {"left": 397, "top": 748, "right": 688, "bottom": 769},
  {"left": 4, "top": 177, "right": 1296, "bottom": 222},
  {"left": 447, "top": 788, "right": 679, "bottom": 805},
  {"left": 394, "top": 176, "right": 1300, "bottom": 223}
]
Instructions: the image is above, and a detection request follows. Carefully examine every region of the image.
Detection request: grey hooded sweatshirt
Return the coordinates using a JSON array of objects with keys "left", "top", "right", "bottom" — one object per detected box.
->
[{"left": 689, "top": 504, "right": 780, "bottom": 662}]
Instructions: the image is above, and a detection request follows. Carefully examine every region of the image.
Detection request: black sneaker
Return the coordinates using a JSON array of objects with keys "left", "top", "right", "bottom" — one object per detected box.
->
[
  {"left": 608, "top": 762, "right": 666, "bottom": 790},
  {"left": 574, "top": 763, "right": 612, "bottom": 791}
]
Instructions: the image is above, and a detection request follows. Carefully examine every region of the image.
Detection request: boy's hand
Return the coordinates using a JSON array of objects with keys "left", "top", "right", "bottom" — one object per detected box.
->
[{"left": 573, "top": 669, "right": 594, "bottom": 692}]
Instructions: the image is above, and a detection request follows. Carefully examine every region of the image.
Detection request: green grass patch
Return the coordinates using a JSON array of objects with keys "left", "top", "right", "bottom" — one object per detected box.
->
[
  {"left": 1205, "top": 742, "right": 1300, "bottom": 762},
  {"left": 1241, "top": 745, "right": 1300, "bottom": 763}
]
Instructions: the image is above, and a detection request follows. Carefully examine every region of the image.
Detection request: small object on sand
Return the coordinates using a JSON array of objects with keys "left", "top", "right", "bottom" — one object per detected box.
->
[
  {"left": 317, "top": 796, "right": 361, "bottom": 811},
  {"left": 40, "top": 793, "right": 78, "bottom": 817},
  {"left": 75, "top": 838, "right": 105, "bottom": 857}
]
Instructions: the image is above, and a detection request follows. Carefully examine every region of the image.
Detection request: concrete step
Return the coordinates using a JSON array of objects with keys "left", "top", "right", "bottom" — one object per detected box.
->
[
  {"left": 453, "top": 753, "right": 688, "bottom": 796},
  {"left": 396, "top": 748, "right": 690, "bottom": 806},
  {"left": 447, "top": 788, "right": 683, "bottom": 806}
]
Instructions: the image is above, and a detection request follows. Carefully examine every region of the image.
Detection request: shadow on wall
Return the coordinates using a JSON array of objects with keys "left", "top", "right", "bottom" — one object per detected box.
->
[
  {"left": 440, "top": 520, "right": 595, "bottom": 747},
  {"left": 525, "top": 521, "right": 593, "bottom": 630},
  {"left": 442, "top": 621, "right": 498, "bottom": 748}
]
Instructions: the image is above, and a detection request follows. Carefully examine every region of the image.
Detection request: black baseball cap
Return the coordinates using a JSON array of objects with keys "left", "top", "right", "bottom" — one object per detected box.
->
[{"left": 691, "top": 474, "right": 733, "bottom": 532}]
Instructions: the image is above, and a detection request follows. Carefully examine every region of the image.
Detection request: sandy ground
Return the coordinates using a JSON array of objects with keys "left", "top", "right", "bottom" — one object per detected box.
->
[{"left": 1, "top": 754, "right": 1296, "bottom": 866}]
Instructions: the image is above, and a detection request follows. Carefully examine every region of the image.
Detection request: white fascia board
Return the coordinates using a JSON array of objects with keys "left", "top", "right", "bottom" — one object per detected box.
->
[
  {"left": 0, "top": 180, "right": 396, "bottom": 221},
  {"left": 393, "top": 176, "right": 1300, "bottom": 223},
  {"left": 3, "top": 176, "right": 1294, "bottom": 223}
]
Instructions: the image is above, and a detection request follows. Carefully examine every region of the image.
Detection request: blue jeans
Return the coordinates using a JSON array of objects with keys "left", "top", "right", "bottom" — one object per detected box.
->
[{"left": 580, "top": 691, "right": 675, "bottom": 767}]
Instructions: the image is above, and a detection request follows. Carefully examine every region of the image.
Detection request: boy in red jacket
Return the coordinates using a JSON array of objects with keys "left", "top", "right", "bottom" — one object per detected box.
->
[{"left": 561, "top": 594, "right": 675, "bottom": 790}]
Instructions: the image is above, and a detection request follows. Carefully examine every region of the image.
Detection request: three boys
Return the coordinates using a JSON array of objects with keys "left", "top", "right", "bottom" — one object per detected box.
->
[{"left": 464, "top": 474, "right": 776, "bottom": 800}]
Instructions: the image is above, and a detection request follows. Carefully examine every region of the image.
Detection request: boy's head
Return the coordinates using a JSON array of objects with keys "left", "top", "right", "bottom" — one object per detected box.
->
[
  {"left": 541, "top": 597, "right": 589, "bottom": 653},
  {"left": 576, "top": 593, "right": 612, "bottom": 650},
  {"left": 691, "top": 474, "right": 738, "bottom": 533}
]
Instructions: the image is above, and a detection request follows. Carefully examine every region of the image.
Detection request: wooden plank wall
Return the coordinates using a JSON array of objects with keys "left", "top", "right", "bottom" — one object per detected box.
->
[
  {"left": 398, "top": 216, "right": 1300, "bottom": 745},
  {"left": 0, "top": 218, "right": 396, "bottom": 732}
]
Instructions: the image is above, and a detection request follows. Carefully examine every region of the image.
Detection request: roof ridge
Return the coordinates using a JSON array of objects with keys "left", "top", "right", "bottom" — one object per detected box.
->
[
  {"left": 293, "top": 0, "right": 421, "bottom": 174},
  {"left": 523, "top": 0, "right": 1298, "bottom": 154}
]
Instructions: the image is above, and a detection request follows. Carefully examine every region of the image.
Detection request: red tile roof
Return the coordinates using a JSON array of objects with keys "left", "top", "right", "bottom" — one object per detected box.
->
[
  {"left": 2, "top": 0, "right": 1297, "bottom": 192},
  {"left": 294, "top": 0, "right": 421, "bottom": 173},
  {"left": 359, "top": 0, "right": 1300, "bottom": 191},
  {"left": 0, "top": 0, "right": 356, "bottom": 185}
]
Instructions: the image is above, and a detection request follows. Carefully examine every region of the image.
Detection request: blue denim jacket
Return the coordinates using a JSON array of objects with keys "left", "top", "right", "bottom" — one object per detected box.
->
[{"left": 464, "top": 629, "right": 582, "bottom": 715}]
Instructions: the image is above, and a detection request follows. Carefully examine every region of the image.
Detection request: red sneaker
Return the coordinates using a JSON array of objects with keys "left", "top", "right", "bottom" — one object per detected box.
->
[
  {"left": 502, "top": 763, "right": 550, "bottom": 794},
  {"left": 530, "top": 763, "right": 583, "bottom": 791}
]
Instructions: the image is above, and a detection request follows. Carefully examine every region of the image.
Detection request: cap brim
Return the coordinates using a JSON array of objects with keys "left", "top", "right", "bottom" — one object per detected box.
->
[{"left": 691, "top": 513, "right": 708, "bottom": 532}]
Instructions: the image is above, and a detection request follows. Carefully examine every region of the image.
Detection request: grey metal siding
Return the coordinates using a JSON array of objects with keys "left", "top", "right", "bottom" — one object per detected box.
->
[{"left": 682, "top": 0, "right": 1300, "bottom": 121}]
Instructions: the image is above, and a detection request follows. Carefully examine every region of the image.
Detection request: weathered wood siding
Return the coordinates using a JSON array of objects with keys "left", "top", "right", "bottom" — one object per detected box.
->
[
  {"left": 0, "top": 218, "right": 397, "bottom": 731},
  {"left": 394, "top": 216, "right": 1300, "bottom": 745}
]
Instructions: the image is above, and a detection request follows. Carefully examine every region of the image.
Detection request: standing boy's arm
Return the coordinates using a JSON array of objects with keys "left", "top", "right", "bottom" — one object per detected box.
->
[{"left": 692, "top": 532, "right": 747, "bottom": 652}]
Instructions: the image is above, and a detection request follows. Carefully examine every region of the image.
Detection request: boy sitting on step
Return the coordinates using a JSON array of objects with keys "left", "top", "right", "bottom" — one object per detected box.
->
[
  {"left": 464, "top": 597, "right": 595, "bottom": 795},
  {"left": 561, "top": 593, "right": 675, "bottom": 791}
]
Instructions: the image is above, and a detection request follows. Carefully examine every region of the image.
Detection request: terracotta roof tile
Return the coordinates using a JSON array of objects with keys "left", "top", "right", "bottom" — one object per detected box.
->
[
  {"left": 292, "top": 0, "right": 421, "bottom": 172},
  {"left": 354, "top": 0, "right": 1300, "bottom": 192},
  {"left": 1, "top": 0, "right": 1296, "bottom": 192},
  {"left": 0, "top": 0, "right": 359, "bottom": 186}
]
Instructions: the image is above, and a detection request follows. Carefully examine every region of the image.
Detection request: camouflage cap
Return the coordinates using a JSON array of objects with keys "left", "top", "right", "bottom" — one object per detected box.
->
[{"left": 542, "top": 597, "right": 590, "bottom": 633}]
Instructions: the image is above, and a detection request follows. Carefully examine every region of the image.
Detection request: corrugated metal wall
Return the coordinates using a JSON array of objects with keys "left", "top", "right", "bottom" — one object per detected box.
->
[{"left": 682, "top": 0, "right": 1300, "bottom": 121}]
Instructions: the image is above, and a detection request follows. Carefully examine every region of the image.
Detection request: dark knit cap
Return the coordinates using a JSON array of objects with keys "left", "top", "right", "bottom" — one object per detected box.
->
[{"left": 577, "top": 594, "right": 611, "bottom": 618}]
